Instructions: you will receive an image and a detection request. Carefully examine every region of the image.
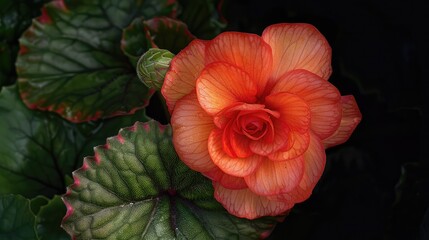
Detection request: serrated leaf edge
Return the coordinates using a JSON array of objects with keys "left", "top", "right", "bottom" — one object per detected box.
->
[{"left": 60, "top": 120, "right": 168, "bottom": 238}]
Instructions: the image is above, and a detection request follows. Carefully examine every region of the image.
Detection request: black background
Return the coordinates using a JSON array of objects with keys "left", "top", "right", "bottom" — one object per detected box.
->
[{"left": 223, "top": 0, "right": 429, "bottom": 239}]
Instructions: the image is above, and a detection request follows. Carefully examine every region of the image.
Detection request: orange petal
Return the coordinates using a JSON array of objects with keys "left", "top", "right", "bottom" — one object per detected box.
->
[
  {"left": 222, "top": 122, "right": 253, "bottom": 158},
  {"left": 196, "top": 62, "right": 258, "bottom": 115},
  {"left": 323, "top": 95, "right": 362, "bottom": 148},
  {"left": 161, "top": 40, "right": 207, "bottom": 112},
  {"left": 270, "top": 131, "right": 326, "bottom": 203},
  {"left": 269, "top": 69, "right": 341, "bottom": 139},
  {"left": 245, "top": 157, "right": 304, "bottom": 196},
  {"left": 249, "top": 119, "right": 289, "bottom": 156},
  {"left": 208, "top": 129, "right": 262, "bottom": 177},
  {"left": 204, "top": 167, "right": 247, "bottom": 190},
  {"left": 171, "top": 92, "right": 217, "bottom": 172},
  {"left": 205, "top": 32, "right": 273, "bottom": 95},
  {"left": 214, "top": 103, "right": 276, "bottom": 129},
  {"left": 262, "top": 23, "right": 332, "bottom": 84},
  {"left": 297, "top": 133, "right": 326, "bottom": 191},
  {"left": 265, "top": 92, "right": 310, "bottom": 133},
  {"left": 237, "top": 110, "right": 274, "bottom": 141},
  {"left": 268, "top": 131, "right": 310, "bottom": 161},
  {"left": 214, "top": 183, "right": 294, "bottom": 219}
]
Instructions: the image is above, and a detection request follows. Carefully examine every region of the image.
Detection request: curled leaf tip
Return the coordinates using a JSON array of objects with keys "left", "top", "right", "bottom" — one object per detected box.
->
[{"left": 137, "top": 48, "right": 175, "bottom": 90}]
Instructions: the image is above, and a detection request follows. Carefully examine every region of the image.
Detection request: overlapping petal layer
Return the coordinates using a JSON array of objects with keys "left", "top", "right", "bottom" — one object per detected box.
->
[
  {"left": 208, "top": 130, "right": 263, "bottom": 177},
  {"left": 249, "top": 119, "right": 290, "bottom": 156},
  {"left": 269, "top": 132, "right": 326, "bottom": 203},
  {"left": 323, "top": 95, "right": 362, "bottom": 148},
  {"left": 221, "top": 120, "right": 253, "bottom": 158},
  {"left": 214, "top": 183, "right": 294, "bottom": 219},
  {"left": 197, "top": 62, "right": 258, "bottom": 115},
  {"left": 269, "top": 70, "right": 342, "bottom": 139},
  {"left": 205, "top": 32, "right": 273, "bottom": 95},
  {"left": 265, "top": 92, "right": 310, "bottom": 132},
  {"left": 162, "top": 40, "right": 206, "bottom": 112},
  {"left": 245, "top": 157, "right": 305, "bottom": 196},
  {"left": 268, "top": 131, "right": 310, "bottom": 161},
  {"left": 262, "top": 23, "right": 332, "bottom": 82},
  {"left": 171, "top": 92, "right": 216, "bottom": 172},
  {"left": 203, "top": 167, "right": 247, "bottom": 190}
]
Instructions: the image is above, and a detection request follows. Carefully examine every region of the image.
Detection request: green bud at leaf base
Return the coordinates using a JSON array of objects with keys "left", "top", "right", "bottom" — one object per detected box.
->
[{"left": 137, "top": 48, "right": 175, "bottom": 90}]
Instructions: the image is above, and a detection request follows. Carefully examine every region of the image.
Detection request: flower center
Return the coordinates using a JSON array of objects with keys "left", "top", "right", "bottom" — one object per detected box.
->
[
  {"left": 214, "top": 104, "right": 280, "bottom": 158},
  {"left": 239, "top": 116, "right": 268, "bottom": 140},
  {"left": 245, "top": 121, "right": 261, "bottom": 133}
]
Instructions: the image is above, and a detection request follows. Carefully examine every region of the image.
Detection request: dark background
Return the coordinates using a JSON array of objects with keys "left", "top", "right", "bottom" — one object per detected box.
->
[{"left": 223, "top": 0, "right": 429, "bottom": 239}]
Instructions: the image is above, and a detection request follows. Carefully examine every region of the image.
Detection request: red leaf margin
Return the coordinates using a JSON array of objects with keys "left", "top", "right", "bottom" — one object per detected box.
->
[{"left": 60, "top": 121, "right": 165, "bottom": 238}]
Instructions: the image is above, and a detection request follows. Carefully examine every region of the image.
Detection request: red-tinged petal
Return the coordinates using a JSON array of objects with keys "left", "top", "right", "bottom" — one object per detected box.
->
[
  {"left": 245, "top": 157, "right": 304, "bottom": 196},
  {"left": 310, "top": 101, "right": 342, "bottom": 139},
  {"left": 205, "top": 32, "right": 273, "bottom": 95},
  {"left": 270, "top": 70, "right": 341, "bottom": 139},
  {"left": 161, "top": 40, "right": 207, "bottom": 112},
  {"left": 196, "top": 62, "right": 258, "bottom": 115},
  {"left": 297, "top": 133, "right": 326, "bottom": 191},
  {"left": 204, "top": 168, "right": 247, "bottom": 190},
  {"left": 237, "top": 111, "right": 273, "bottom": 140},
  {"left": 249, "top": 119, "right": 289, "bottom": 156},
  {"left": 265, "top": 92, "right": 310, "bottom": 133},
  {"left": 270, "top": 132, "right": 326, "bottom": 203},
  {"left": 323, "top": 95, "right": 362, "bottom": 148},
  {"left": 171, "top": 92, "right": 217, "bottom": 172},
  {"left": 222, "top": 121, "right": 253, "bottom": 158},
  {"left": 268, "top": 131, "right": 310, "bottom": 161},
  {"left": 214, "top": 103, "right": 277, "bottom": 129},
  {"left": 214, "top": 183, "right": 294, "bottom": 219},
  {"left": 208, "top": 129, "right": 262, "bottom": 177},
  {"left": 262, "top": 23, "right": 332, "bottom": 84}
]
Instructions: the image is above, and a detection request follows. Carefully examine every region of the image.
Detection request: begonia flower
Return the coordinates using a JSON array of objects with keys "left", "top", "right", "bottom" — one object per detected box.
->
[{"left": 162, "top": 23, "right": 362, "bottom": 219}]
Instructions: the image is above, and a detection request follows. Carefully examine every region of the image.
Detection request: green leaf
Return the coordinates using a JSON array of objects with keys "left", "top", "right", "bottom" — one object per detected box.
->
[
  {"left": 16, "top": 0, "right": 176, "bottom": 122},
  {"left": 0, "top": 0, "right": 50, "bottom": 88},
  {"left": 62, "top": 121, "right": 278, "bottom": 239},
  {"left": 36, "top": 195, "right": 68, "bottom": 240},
  {"left": 0, "top": 84, "right": 149, "bottom": 198},
  {"left": 121, "top": 17, "right": 156, "bottom": 68},
  {"left": 177, "top": 0, "right": 226, "bottom": 39},
  {"left": 143, "top": 17, "right": 196, "bottom": 54},
  {"left": 0, "top": 194, "right": 68, "bottom": 240},
  {"left": 30, "top": 196, "right": 50, "bottom": 215},
  {"left": 136, "top": 0, "right": 178, "bottom": 20},
  {"left": 0, "top": 194, "right": 38, "bottom": 240},
  {"left": 121, "top": 17, "right": 194, "bottom": 67}
]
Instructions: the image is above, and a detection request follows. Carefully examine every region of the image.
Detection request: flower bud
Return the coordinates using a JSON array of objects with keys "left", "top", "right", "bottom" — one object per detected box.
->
[{"left": 136, "top": 48, "right": 175, "bottom": 90}]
